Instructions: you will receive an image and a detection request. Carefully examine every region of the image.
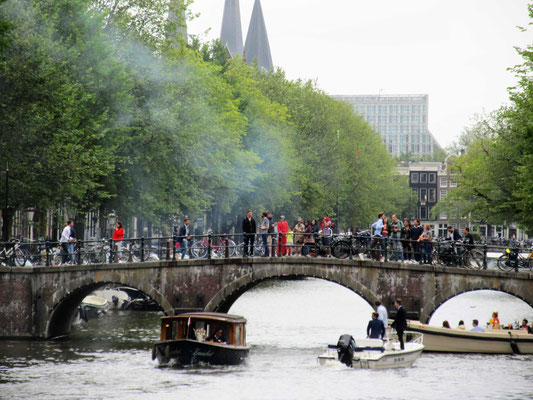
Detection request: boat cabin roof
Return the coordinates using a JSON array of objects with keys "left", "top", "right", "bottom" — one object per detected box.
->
[{"left": 160, "top": 312, "right": 247, "bottom": 325}]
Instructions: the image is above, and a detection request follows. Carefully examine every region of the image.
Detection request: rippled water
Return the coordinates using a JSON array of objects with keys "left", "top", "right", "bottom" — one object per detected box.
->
[{"left": 1, "top": 279, "right": 533, "bottom": 400}]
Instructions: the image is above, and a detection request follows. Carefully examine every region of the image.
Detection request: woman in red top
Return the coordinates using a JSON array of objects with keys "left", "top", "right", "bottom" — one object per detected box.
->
[{"left": 112, "top": 221, "right": 124, "bottom": 259}]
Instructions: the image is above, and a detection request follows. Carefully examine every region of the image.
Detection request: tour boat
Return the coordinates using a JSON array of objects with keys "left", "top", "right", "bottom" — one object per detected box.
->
[
  {"left": 317, "top": 332, "right": 425, "bottom": 369},
  {"left": 78, "top": 295, "right": 109, "bottom": 321},
  {"left": 406, "top": 321, "right": 533, "bottom": 354},
  {"left": 152, "top": 312, "right": 250, "bottom": 366}
]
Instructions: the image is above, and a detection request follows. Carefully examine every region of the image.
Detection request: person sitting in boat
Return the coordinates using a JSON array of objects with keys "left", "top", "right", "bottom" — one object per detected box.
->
[
  {"left": 367, "top": 312, "right": 385, "bottom": 339},
  {"left": 520, "top": 319, "right": 529, "bottom": 331},
  {"left": 456, "top": 320, "right": 466, "bottom": 330},
  {"left": 489, "top": 312, "right": 500, "bottom": 329},
  {"left": 208, "top": 329, "right": 227, "bottom": 344},
  {"left": 442, "top": 320, "right": 451, "bottom": 329},
  {"left": 471, "top": 319, "right": 485, "bottom": 332}
]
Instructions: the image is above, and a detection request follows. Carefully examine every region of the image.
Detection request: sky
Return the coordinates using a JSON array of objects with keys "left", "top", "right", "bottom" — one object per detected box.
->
[{"left": 187, "top": 0, "right": 532, "bottom": 148}]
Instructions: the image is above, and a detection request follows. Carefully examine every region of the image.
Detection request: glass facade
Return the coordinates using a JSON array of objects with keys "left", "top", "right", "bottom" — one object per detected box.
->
[{"left": 332, "top": 94, "right": 441, "bottom": 158}]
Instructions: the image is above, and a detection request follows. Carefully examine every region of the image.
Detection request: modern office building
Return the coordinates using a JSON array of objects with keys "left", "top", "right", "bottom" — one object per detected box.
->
[{"left": 332, "top": 94, "right": 441, "bottom": 158}]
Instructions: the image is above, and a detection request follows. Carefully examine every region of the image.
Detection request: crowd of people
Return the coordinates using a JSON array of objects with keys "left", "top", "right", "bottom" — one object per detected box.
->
[
  {"left": 441, "top": 311, "right": 533, "bottom": 333},
  {"left": 369, "top": 212, "right": 474, "bottom": 264},
  {"left": 241, "top": 210, "right": 335, "bottom": 258}
]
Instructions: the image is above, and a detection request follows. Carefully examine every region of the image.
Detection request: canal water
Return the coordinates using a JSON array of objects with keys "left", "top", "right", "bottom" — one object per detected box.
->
[{"left": 1, "top": 279, "right": 532, "bottom": 400}]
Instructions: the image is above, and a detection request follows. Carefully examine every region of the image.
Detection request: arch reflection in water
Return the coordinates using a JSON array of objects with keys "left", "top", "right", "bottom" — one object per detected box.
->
[{"left": 228, "top": 277, "right": 375, "bottom": 348}]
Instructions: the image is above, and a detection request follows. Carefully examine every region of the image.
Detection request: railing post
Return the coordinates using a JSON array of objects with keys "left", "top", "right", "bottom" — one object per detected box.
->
[
  {"left": 172, "top": 236, "right": 176, "bottom": 261},
  {"left": 384, "top": 238, "right": 388, "bottom": 262},
  {"left": 141, "top": 237, "right": 145, "bottom": 262},
  {"left": 207, "top": 233, "right": 212, "bottom": 260},
  {"left": 45, "top": 240, "right": 50, "bottom": 267},
  {"left": 77, "top": 240, "right": 82, "bottom": 265},
  {"left": 514, "top": 246, "right": 519, "bottom": 272},
  {"left": 349, "top": 234, "right": 353, "bottom": 260},
  {"left": 278, "top": 232, "right": 282, "bottom": 257},
  {"left": 166, "top": 239, "right": 170, "bottom": 260},
  {"left": 483, "top": 243, "right": 488, "bottom": 270},
  {"left": 225, "top": 237, "right": 229, "bottom": 258}
]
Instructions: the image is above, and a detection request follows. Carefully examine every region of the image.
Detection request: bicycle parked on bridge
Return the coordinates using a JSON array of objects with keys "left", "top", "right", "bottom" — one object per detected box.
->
[
  {"left": 0, "top": 239, "right": 27, "bottom": 266},
  {"left": 497, "top": 244, "right": 533, "bottom": 272},
  {"left": 191, "top": 234, "right": 237, "bottom": 259},
  {"left": 433, "top": 240, "right": 484, "bottom": 270}
]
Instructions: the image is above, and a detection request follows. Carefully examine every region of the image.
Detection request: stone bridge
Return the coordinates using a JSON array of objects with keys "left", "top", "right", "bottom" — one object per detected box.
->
[{"left": 1, "top": 257, "right": 532, "bottom": 339}]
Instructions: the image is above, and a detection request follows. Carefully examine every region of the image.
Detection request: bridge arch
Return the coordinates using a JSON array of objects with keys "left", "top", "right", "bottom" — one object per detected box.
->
[
  {"left": 205, "top": 266, "right": 380, "bottom": 314},
  {"left": 45, "top": 280, "right": 170, "bottom": 339}
]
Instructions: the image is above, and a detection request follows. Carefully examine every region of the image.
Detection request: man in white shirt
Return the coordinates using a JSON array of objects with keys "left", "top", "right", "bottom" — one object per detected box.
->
[
  {"left": 60, "top": 220, "right": 74, "bottom": 264},
  {"left": 375, "top": 300, "right": 388, "bottom": 336}
]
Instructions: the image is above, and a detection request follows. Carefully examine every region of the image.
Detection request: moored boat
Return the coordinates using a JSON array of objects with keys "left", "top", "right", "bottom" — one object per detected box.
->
[
  {"left": 152, "top": 312, "right": 250, "bottom": 366},
  {"left": 407, "top": 320, "right": 533, "bottom": 354},
  {"left": 318, "top": 332, "right": 424, "bottom": 369},
  {"left": 78, "top": 295, "right": 109, "bottom": 321}
]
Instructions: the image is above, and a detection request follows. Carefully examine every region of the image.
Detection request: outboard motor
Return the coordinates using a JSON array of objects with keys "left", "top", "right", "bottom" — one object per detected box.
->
[{"left": 336, "top": 334, "right": 355, "bottom": 367}]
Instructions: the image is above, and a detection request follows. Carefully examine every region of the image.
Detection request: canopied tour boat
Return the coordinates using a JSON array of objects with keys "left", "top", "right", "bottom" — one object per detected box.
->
[
  {"left": 406, "top": 321, "right": 533, "bottom": 354},
  {"left": 152, "top": 312, "right": 250, "bottom": 366}
]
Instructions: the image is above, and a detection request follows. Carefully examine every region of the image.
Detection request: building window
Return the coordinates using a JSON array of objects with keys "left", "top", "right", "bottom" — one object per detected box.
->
[
  {"left": 420, "top": 173, "right": 427, "bottom": 183},
  {"left": 420, "top": 206, "right": 427, "bottom": 219},
  {"left": 450, "top": 179, "right": 457, "bottom": 188},
  {"left": 440, "top": 177, "right": 448, "bottom": 187},
  {"left": 428, "top": 188, "right": 436, "bottom": 203},
  {"left": 389, "top": 105, "right": 398, "bottom": 113},
  {"left": 411, "top": 173, "right": 419, "bottom": 183},
  {"left": 401, "top": 105, "right": 410, "bottom": 114},
  {"left": 379, "top": 105, "right": 387, "bottom": 113},
  {"left": 400, "top": 115, "right": 410, "bottom": 124},
  {"left": 367, "top": 105, "right": 376, "bottom": 114},
  {"left": 440, "top": 189, "right": 447, "bottom": 200},
  {"left": 438, "top": 223, "right": 448, "bottom": 237},
  {"left": 412, "top": 188, "right": 418, "bottom": 200},
  {"left": 420, "top": 188, "right": 427, "bottom": 203},
  {"left": 428, "top": 173, "right": 436, "bottom": 184}
]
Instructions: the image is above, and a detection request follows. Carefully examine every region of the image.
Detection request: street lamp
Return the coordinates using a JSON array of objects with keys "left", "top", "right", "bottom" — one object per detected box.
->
[{"left": 108, "top": 210, "right": 116, "bottom": 238}]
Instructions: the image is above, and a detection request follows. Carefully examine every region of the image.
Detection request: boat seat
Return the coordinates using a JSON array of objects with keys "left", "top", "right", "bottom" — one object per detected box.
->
[{"left": 356, "top": 339, "right": 383, "bottom": 348}]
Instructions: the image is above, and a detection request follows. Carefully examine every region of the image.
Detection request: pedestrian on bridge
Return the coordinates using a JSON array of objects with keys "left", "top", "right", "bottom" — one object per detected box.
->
[
  {"left": 178, "top": 218, "right": 192, "bottom": 259},
  {"left": 242, "top": 210, "right": 256, "bottom": 257},
  {"left": 277, "top": 215, "right": 289, "bottom": 256}
]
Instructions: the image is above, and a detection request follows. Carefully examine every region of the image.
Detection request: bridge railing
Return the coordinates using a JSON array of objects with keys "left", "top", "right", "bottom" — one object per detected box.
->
[{"left": 0, "top": 234, "right": 531, "bottom": 273}]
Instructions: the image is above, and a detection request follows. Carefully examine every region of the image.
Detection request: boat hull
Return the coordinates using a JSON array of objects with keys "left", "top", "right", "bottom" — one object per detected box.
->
[
  {"left": 318, "top": 341, "right": 424, "bottom": 369},
  {"left": 407, "top": 321, "right": 533, "bottom": 354},
  {"left": 153, "top": 339, "right": 250, "bottom": 366}
]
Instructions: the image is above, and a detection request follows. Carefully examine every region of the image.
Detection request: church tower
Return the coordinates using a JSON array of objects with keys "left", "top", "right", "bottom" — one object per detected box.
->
[
  {"left": 244, "top": 0, "right": 273, "bottom": 71},
  {"left": 220, "top": 0, "right": 244, "bottom": 57}
]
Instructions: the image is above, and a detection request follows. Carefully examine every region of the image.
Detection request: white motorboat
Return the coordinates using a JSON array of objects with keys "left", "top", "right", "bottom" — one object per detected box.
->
[
  {"left": 406, "top": 321, "right": 533, "bottom": 354},
  {"left": 318, "top": 332, "right": 424, "bottom": 369}
]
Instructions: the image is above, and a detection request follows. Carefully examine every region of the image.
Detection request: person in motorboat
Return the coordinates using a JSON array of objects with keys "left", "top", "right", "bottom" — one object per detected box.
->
[
  {"left": 442, "top": 320, "right": 451, "bottom": 328},
  {"left": 391, "top": 299, "right": 407, "bottom": 349},
  {"left": 489, "top": 312, "right": 500, "bottom": 329},
  {"left": 471, "top": 319, "right": 485, "bottom": 332},
  {"left": 375, "top": 300, "right": 388, "bottom": 336},
  {"left": 457, "top": 320, "right": 466, "bottom": 330},
  {"left": 367, "top": 312, "right": 386, "bottom": 339},
  {"left": 208, "top": 329, "right": 227, "bottom": 344}
]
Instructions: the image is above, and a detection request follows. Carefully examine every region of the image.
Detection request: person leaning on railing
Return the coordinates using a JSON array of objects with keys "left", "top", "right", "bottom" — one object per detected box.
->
[{"left": 417, "top": 224, "right": 433, "bottom": 264}]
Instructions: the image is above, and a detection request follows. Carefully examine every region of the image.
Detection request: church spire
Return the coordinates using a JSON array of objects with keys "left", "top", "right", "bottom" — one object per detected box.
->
[
  {"left": 244, "top": 0, "right": 273, "bottom": 71},
  {"left": 220, "top": 0, "right": 244, "bottom": 57}
]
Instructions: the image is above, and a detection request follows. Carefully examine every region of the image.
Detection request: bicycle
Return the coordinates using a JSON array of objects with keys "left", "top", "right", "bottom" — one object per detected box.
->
[
  {"left": 433, "top": 240, "right": 484, "bottom": 270},
  {"left": 191, "top": 235, "right": 237, "bottom": 258},
  {"left": 497, "top": 245, "right": 533, "bottom": 272},
  {"left": 0, "top": 240, "right": 27, "bottom": 266}
]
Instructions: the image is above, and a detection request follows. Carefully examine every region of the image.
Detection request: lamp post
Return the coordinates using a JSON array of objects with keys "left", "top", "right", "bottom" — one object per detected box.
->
[
  {"left": 108, "top": 210, "right": 116, "bottom": 239},
  {"left": 336, "top": 130, "right": 340, "bottom": 233}
]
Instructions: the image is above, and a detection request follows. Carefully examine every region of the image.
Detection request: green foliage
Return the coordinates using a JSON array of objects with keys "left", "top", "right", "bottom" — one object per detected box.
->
[
  {"left": 439, "top": 4, "right": 533, "bottom": 233},
  {"left": 0, "top": 0, "right": 414, "bottom": 236}
]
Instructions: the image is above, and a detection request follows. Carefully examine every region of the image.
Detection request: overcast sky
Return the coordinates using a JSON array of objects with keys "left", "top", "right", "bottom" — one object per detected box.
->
[{"left": 187, "top": 0, "right": 532, "bottom": 147}]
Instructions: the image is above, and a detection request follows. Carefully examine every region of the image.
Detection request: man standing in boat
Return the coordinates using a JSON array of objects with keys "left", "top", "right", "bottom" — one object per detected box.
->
[
  {"left": 391, "top": 299, "right": 407, "bottom": 350},
  {"left": 375, "top": 300, "right": 388, "bottom": 335},
  {"left": 367, "top": 312, "right": 386, "bottom": 339}
]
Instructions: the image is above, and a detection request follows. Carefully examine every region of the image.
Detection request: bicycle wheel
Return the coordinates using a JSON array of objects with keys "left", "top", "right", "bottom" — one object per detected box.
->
[
  {"left": 497, "top": 254, "right": 514, "bottom": 272},
  {"left": 190, "top": 241, "right": 207, "bottom": 259},
  {"left": 226, "top": 239, "right": 237, "bottom": 257},
  {"left": 14, "top": 248, "right": 27, "bottom": 266},
  {"left": 464, "top": 250, "right": 484, "bottom": 270},
  {"left": 332, "top": 241, "right": 351, "bottom": 259}
]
